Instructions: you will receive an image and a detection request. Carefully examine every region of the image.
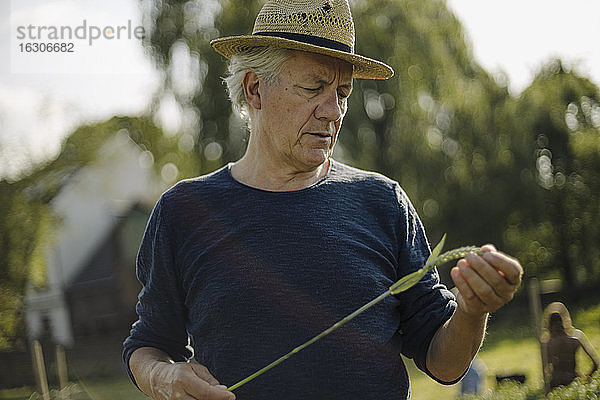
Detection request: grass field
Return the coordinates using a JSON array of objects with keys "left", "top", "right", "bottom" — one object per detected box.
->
[
  {"left": 3, "top": 300, "right": 598, "bottom": 400},
  {"left": 0, "top": 378, "right": 149, "bottom": 400},
  {"left": 408, "top": 299, "right": 600, "bottom": 399}
]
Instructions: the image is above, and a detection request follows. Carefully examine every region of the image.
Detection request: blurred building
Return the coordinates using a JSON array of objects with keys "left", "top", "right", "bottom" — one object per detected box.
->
[{"left": 23, "top": 131, "right": 163, "bottom": 357}]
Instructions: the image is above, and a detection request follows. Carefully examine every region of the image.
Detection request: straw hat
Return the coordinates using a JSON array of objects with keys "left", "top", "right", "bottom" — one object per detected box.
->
[{"left": 210, "top": 0, "right": 394, "bottom": 80}]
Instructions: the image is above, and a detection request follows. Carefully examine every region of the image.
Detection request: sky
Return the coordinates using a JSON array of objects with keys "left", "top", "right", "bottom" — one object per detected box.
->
[
  {"left": 1, "top": 0, "right": 599, "bottom": 180},
  {"left": 0, "top": 0, "right": 161, "bottom": 179},
  {"left": 446, "top": 0, "right": 600, "bottom": 94}
]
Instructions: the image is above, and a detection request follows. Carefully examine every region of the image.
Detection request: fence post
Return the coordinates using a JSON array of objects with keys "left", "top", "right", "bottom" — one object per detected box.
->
[
  {"left": 527, "top": 278, "right": 547, "bottom": 391},
  {"left": 56, "top": 344, "right": 69, "bottom": 400},
  {"left": 31, "top": 340, "right": 50, "bottom": 400},
  {"left": 528, "top": 278, "right": 542, "bottom": 338}
]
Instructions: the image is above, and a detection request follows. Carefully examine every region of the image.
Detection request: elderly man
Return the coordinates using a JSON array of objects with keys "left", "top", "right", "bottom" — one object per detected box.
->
[{"left": 123, "top": 1, "right": 522, "bottom": 399}]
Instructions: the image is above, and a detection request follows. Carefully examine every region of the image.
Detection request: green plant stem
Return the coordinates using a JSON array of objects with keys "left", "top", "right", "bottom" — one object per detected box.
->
[
  {"left": 228, "top": 244, "right": 482, "bottom": 392},
  {"left": 227, "top": 290, "right": 391, "bottom": 391}
]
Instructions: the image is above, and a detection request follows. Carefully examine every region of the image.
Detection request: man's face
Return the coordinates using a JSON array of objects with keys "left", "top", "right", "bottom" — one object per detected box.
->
[{"left": 255, "top": 50, "right": 353, "bottom": 171}]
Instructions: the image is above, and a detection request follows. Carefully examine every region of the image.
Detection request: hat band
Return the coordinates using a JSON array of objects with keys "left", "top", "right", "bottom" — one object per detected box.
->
[{"left": 254, "top": 31, "right": 352, "bottom": 54}]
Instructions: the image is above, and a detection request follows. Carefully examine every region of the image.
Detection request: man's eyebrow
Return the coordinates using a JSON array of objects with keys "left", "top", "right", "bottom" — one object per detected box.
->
[
  {"left": 305, "top": 75, "right": 353, "bottom": 91},
  {"left": 304, "top": 74, "right": 332, "bottom": 84}
]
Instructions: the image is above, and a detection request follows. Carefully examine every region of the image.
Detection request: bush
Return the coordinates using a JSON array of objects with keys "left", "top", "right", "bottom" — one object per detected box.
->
[
  {"left": 548, "top": 372, "right": 600, "bottom": 400},
  {"left": 460, "top": 371, "right": 600, "bottom": 400},
  {"left": 461, "top": 381, "right": 543, "bottom": 400}
]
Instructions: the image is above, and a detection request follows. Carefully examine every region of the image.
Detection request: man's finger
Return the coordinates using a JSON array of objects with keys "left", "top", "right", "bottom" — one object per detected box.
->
[
  {"left": 451, "top": 264, "right": 475, "bottom": 301},
  {"left": 457, "top": 259, "right": 504, "bottom": 308},
  {"left": 481, "top": 250, "right": 523, "bottom": 286},
  {"left": 464, "top": 253, "right": 513, "bottom": 300},
  {"left": 184, "top": 382, "right": 236, "bottom": 400},
  {"left": 191, "top": 364, "right": 220, "bottom": 386},
  {"left": 179, "top": 365, "right": 235, "bottom": 400},
  {"left": 481, "top": 244, "right": 497, "bottom": 252},
  {"left": 451, "top": 264, "right": 487, "bottom": 314}
]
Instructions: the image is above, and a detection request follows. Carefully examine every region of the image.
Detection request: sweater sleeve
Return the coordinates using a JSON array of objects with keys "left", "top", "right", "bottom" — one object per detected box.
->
[
  {"left": 392, "top": 184, "right": 458, "bottom": 384},
  {"left": 122, "top": 196, "right": 192, "bottom": 387}
]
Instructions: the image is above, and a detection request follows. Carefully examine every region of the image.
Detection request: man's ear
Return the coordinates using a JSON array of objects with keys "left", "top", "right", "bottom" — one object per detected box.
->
[{"left": 242, "top": 70, "right": 261, "bottom": 110}]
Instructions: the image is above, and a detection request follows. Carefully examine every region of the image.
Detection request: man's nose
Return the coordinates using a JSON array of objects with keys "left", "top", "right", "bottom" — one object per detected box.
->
[{"left": 315, "top": 91, "right": 343, "bottom": 122}]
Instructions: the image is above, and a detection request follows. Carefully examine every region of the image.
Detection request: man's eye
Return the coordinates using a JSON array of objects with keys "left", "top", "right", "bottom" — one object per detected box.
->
[{"left": 303, "top": 86, "right": 321, "bottom": 93}]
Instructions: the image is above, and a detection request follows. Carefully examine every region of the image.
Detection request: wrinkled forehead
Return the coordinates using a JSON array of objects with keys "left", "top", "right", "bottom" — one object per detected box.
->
[{"left": 284, "top": 50, "right": 353, "bottom": 84}]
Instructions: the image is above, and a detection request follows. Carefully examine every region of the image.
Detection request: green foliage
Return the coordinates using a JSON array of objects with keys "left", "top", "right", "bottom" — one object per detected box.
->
[
  {"left": 461, "top": 380, "right": 543, "bottom": 400},
  {"left": 0, "top": 182, "right": 55, "bottom": 350},
  {"left": 506, "top": 62, "right": 600, "bottom": 285},
  {"left": 0, "top": 116, "right": 167, "bottom": 350},
  {"left": 143, "top": 0, "right": 262, "bottom": 178},
  {"left": 547, "top": 372, "right": 600, "bottom": 400},
  {"left": 458, "top": 371, "right": 600, "bottom": 400},
  {"left": 345, "top": 0, "right": 516, "bottom": 253},
  {"left": 573, "top": 303, "right": 600, "bottom": 331}
]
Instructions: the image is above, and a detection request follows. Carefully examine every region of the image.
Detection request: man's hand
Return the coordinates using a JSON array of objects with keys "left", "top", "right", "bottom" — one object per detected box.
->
[
  {"left": 450, "top": 244, "right": 523, "bottom": 317},
  {"left": 148, "top": 361, "right": 235, "bottom": 400},
  {"left": 130, "top": 347, "right": 235, "bottom": 400},
  {"left": 427, "top": 245, "right": 522, "bottom": 382}
]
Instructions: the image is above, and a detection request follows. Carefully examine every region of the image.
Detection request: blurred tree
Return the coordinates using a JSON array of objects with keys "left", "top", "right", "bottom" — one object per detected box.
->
[
  {"left": 0, "top": 116, "right": 168, "bottom": 349},
  {"left": 507, "top": 60, "right": 600, "bottom": 286},
  {"left": 0, "top": 182, "right": 52, "bottom": 350},
  {"left": 142, "top": 0, "right": 263, "bottom": 177},
  {"left": 345, "top": 0, "right": 520, "bottom": 253}
]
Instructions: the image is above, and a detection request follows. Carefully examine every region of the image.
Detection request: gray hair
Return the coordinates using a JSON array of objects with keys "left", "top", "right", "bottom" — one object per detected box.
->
[{"left": 224, "top": 46, "right": 293, "bottom": 123}]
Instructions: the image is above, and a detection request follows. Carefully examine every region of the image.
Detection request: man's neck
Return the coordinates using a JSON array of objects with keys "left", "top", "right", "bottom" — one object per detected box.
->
[{"left": 230, "top": 154, "right": 330, "bottom": 192}]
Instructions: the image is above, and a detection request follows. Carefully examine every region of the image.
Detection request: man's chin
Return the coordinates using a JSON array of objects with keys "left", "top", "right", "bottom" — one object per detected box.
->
[{"left": 301, "top": 149, "right": 331, "bottom": 168}]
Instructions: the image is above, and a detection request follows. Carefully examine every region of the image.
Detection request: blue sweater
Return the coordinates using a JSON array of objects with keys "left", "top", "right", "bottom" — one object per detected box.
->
[{"left": 123, "top": 160, "right": 456, "bottom": 399}]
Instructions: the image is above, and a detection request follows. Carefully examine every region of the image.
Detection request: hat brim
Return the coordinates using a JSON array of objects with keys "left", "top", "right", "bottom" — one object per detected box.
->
[{"left": 211, "top": 35, "right": 394, "bottom": 80}]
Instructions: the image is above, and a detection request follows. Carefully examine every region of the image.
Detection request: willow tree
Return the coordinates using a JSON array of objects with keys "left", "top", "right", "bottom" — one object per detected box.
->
[
  {"left": 344, "top": 0, "right": 521, "bottom": 252},
  {"left": 508, "top": 61, "right": 600, "bottom": 286},
  {"left": 141, "top": 0, "right": 264, "bottom": 178}
]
